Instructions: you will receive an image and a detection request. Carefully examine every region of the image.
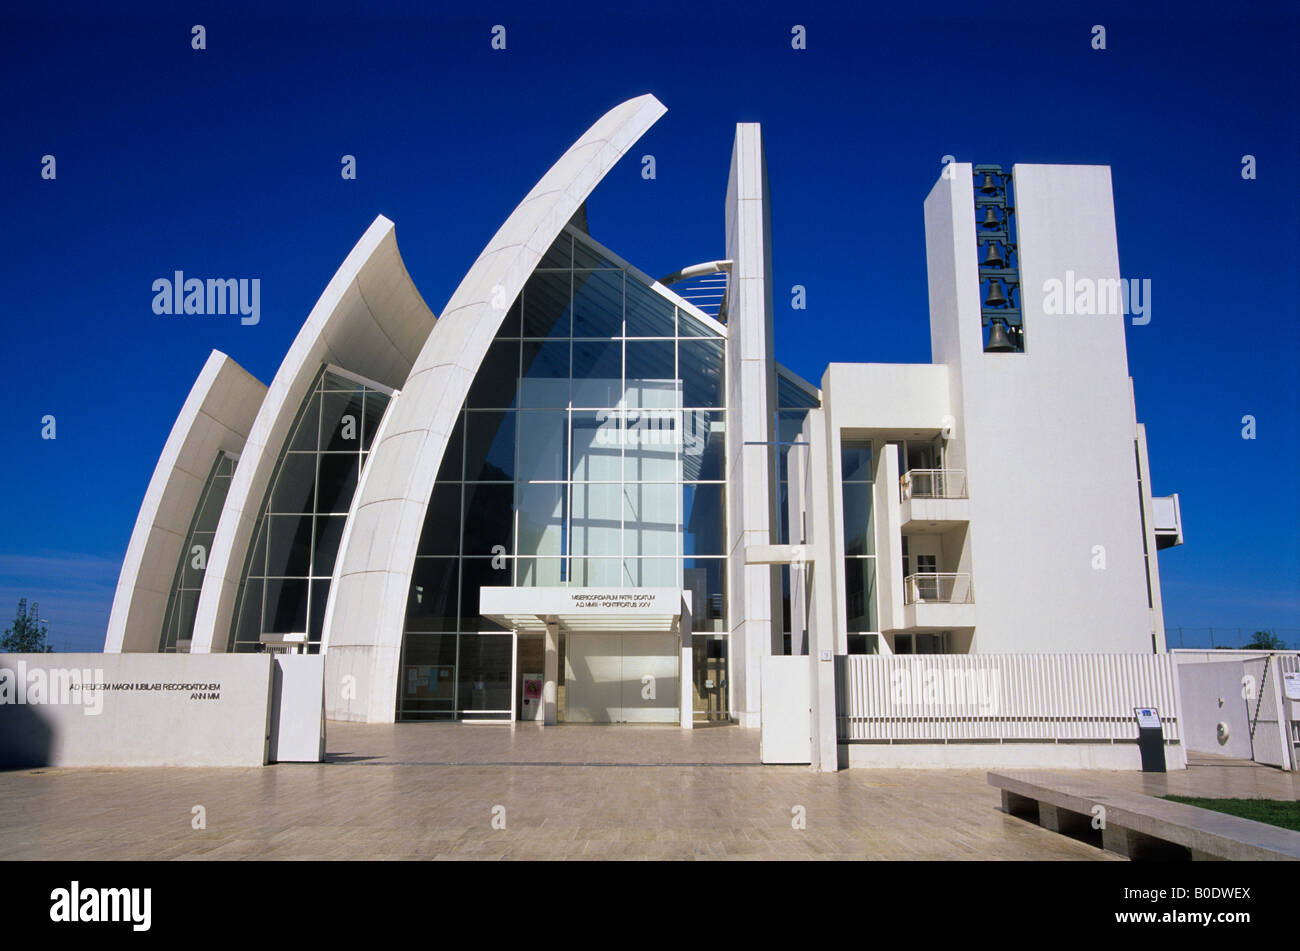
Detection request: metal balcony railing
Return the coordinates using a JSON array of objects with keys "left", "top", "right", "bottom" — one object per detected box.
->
[
  {"left": 900, "top": 468, "right": 967, "bottom": 501},
  {"left": 903, "top": 572, "right": 974, "bottom": 605}
]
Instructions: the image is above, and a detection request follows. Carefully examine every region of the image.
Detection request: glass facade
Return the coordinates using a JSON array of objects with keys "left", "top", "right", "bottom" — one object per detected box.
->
[
  {"left": 229, "top": 367, "right": 391, "bottom": 652},
  {"left": 775, "top": 373, "right": 820, "bottom": 640},
  {"left": 399, "top": 228, "right": 728, "bottom": 720},
  {"left": 841, "top": 438, "right": 878, "bottom": 632},
  {"left": 160, "top": 452, "right": 237, "bottom": 651}
]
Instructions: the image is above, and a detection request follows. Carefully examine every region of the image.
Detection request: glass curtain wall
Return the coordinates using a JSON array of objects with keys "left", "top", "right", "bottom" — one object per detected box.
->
[
  {"left": 841, "top": 438, "right": 878, "bottom": 633},
  {"left": 229, "top": 366, "right": 390, "bottom": 653},
  {"left": 775, "top": 374, "right": 820, "bottom": 650},
  {"left": 159, "top": 452, "right": 237, "bottom": 651},
  {"left": 399, "top": 228, "right": 728, "bottom": 720}
]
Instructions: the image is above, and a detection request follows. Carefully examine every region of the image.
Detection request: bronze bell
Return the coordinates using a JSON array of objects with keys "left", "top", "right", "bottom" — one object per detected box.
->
[
  {"left": 980, "top": 173, "right": 999, "bottom": 194},
  {"left": 985, "top": 318, "right": 1016, "bottom": 352},
  {"left": 982, "top": 242, "right": 1004, "bottom": 268},
  {"left": 984, "top": 279, "right": 1009, "bottom": 308},
  {"left": 981, "top": 207, "right": 1000, "bottom": 228}
]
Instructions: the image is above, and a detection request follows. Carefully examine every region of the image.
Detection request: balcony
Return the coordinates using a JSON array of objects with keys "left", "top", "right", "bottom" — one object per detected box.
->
[
  {"left": 901, "top": 572, "right": 975, "bottom": 630},
  {"left": 900, "top": 468, "right": 970, "bottom": 532},
  {"left": 1152, "top": 493, "right": 1183, "bottom": 549}
]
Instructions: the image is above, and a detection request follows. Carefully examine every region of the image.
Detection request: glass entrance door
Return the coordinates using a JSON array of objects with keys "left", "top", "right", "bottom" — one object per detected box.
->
[{"left": 564, "top": 632, "right": 680, "bottom": 723}]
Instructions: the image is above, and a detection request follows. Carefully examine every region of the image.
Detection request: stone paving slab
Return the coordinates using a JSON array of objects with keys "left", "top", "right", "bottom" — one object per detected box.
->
[{"left": 0, "top": 723, "right": 1184, "bottom": 860}]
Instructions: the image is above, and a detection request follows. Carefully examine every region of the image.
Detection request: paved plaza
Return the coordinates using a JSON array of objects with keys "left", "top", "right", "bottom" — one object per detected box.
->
[{"left": 1, "top": 725, "right": 1294, "bottom": 860}]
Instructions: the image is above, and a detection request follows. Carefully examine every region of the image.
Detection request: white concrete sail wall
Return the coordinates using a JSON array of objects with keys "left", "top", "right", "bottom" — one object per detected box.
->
[
  {"left": 925, "top": 164, "right": 1151, "bottom": 653},
  {"left": 324, "top": 95, "right": 667, "bottom": 723},
  {"left": 724, "top": 123, "right": 780, "bottom": 728},
  {"left": 189, "top": 216, "right": 435, "bottom": 653},
  {"left": 105, "top": 351, "right": 266, "bottom": 652}
]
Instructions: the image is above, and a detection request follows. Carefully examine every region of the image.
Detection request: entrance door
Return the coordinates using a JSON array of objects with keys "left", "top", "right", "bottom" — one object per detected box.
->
[{"left": 564, "top": 632, "right": 679, "bottom": 723}]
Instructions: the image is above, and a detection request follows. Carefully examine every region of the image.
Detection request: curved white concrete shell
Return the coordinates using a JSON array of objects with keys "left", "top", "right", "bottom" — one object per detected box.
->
[
  {"left": 324, "top": 94, "right": 667, "bottom": 722},
  {"left": 105, "top": 350, "right": 265, "bottom": 652},
  {"left": 189, "top": 215, "right": 435, "bottom": 653}
]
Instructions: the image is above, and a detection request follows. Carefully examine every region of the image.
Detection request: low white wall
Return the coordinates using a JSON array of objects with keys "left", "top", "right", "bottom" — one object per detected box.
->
[
  {"left": 842, "top": 741, "right": 1183, "bottom": 770},
  {"left": 0, "top": 653, "right": 274, "bottom": 767},
  {"left": 1177, "top": 660, "right": 1252, "bottom": 758},
  {"left": 270, "top": 655, "right": 326, "bottom": 763}
]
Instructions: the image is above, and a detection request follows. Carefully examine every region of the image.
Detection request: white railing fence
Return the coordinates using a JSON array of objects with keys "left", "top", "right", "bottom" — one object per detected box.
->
[
  {"left": 903, "top": 572, "right": 973, "bottom": 604},
  {"left": 835, "top": 653, "right": 1181, "bottom": 743},
  {"left": 900, "top": 468, "right": 967, "bottom": 500}
]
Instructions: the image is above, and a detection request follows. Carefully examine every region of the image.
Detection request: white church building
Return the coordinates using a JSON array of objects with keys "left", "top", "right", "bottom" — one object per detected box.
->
[{"left": 103, "top": 94, "right": 1185, "bottom": 771}]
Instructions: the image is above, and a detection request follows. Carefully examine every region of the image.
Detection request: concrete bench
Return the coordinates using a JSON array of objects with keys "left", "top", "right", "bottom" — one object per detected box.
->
[{"left": 988, "top": 770, "right": 1300, "bottom": 861}]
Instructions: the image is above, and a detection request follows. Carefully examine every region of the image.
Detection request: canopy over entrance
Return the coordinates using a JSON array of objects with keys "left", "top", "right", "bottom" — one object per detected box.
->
[{"left": 479, "top": 587, "right": 684, "bottom": 634}]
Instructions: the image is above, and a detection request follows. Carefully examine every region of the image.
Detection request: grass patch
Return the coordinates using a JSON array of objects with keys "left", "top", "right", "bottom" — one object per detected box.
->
[{"left": 1162, "top": 796, "right": 1300, "bottom": 832}]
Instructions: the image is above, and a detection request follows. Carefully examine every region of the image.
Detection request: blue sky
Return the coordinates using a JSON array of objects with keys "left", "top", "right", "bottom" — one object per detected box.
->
[{"left": 1, "top": 0, "right": 1296, "bottom": 650}]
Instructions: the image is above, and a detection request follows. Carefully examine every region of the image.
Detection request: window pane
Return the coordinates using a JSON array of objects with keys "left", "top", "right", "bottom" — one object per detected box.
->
[
  {"left": 269, "top": 453, "right": 317, "bottom": 514},
  {"left": 625, "top": 557, "right": 678, "bottom": 587},
  {"left": 845, "top": 558, "right": 878, "bottom": 632},
  {"left": 464, "top": 410, "right": 515, "bottom": 481},
  {"left": 842, "top": 481, "right": 874, "bottom": 556},
  {"left": 407, "top": 558, "right": 459, "bottom": 632},
  {"left": 517, "top": 411, "right": 568, "bottom": 482},
  {"left": 572, "top": 269, "right": 623, "bottom": 338},
  {"left": 625, "top": 278, "right": 676, "bottom": 337},
  {"left": 572, "top": 239, "right": 618, "bottom": 270},
  {"left": 682, "top": 558, "right": 725, "bottom": 631},
  {"left": 309, "top": 580, "right": 330, "bottom": 642},
  {"left": 417, "top": 483, "right": 462, "bottom": 556},
  {"left": 315, "top": 453, "right": 360, "bottom": 514},
  {"left": 233, "top": 579, "right": 263, "bottom": 645},
  {"left": 677, "top": 306, "right": 719, "bottom": 339},
  {"left": 244, "top": 523, "right": 266, "bottom": 576},
  {"left": 264, "top": 577, "right": 309, "bottom": 634},
  {"left": 321, "top": 390, "right": 367, "bottom": 451},
  {"left": 624, "top": 409, "right": 678, "bottom": 481},
  {"left": 519, "top": 340, "right": 570, "bottom": 408},
  {"left": 460, "top": 559, "right": 511, "bottom": 630},
  {"left": 312, "top": 515, "right": 346, "bottom": 576},
  {"left": 538, "top": 232, "right": 572, "bottom": 270},
  {"left": 682, "top": 411, "right": 724, "bottom": 481},
  {"left": 571, "top": 338, "right": 622, "bottom": 407},
  {"left": 287, "top": 391, "right": 322, "bottom": 451},
  {"left": 497, "top": 294, "right": 522, "bottom": 336},
  {"left": 516, "top": 482, "right": 564, "bottom": 558},
  {"left": 570, "top": 410, "right": 621, "bottom": 481},
  {"left": 625, "top": 340, "right": 677, "bottom": 409},
  {"left": 841, "top": 440, "right": 873, "bottom": 482},
  {"left": 570, "top": 557, "right": 621, "bottom": 586},
  {"left": 436, "top": 413, "right": 465, "bottom": 484},
  {"left": 266, "top": 514, "right": 312, "bottom": 577},
  {"left": 522, "top": 270, "right": 570, "bottom": 339},
  {"left": 458, "top": 634, "right": 514, "bottom": 711},
  {"left": 462, "top": 483, "right": 515, "bottom": 557},
  {"left": 361, "top": 390, "right": 388, "bottom": 450},
  {"left": 683, "top": 484, "right": 725, "bottom": 556},
  {"left": 571, "top": 482, "right": 622, "bottom": 557},
  {"left": 516, "top": 557, "right": 563, "bottom": 586},
  {"left": 400, "top": 634, "right": 457, "bottom": 717},
  {"left": 466, "top": 340, "right": 520, "bottom": 409},
  {"left": 625, "top": 483, "right": 678, "bottom": 556},
  {"left": 180, "top": 537, "right": 207, "bottom": 588},
  {"left": 679, "top": 338, "right": 724, "bottom": 408}
]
